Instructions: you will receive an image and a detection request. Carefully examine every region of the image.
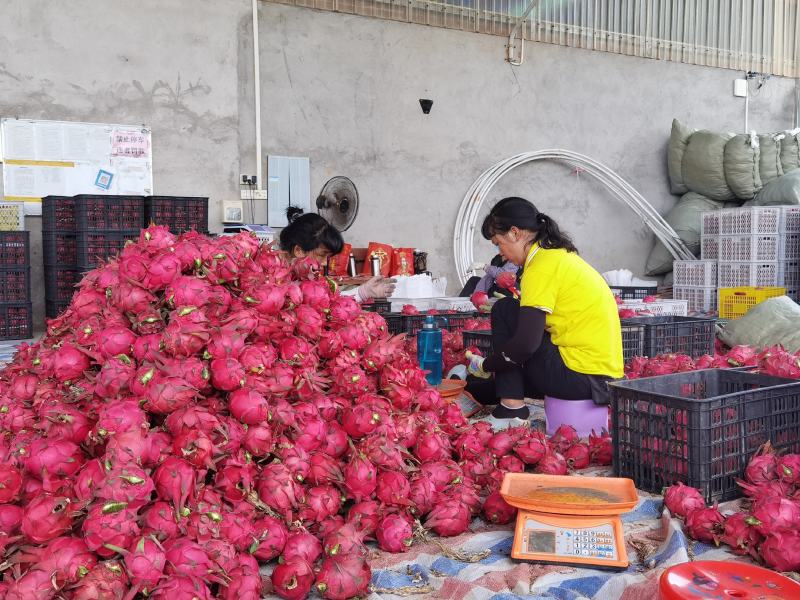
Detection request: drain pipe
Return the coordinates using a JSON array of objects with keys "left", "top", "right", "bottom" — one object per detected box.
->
[{"left": 252, "top": 0, "right": 263, "bottom": 192}]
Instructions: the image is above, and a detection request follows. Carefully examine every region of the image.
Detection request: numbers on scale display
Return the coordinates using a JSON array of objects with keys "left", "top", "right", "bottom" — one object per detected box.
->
[{"left": 523, "top": 518, "right": 618, "bottom": 561}]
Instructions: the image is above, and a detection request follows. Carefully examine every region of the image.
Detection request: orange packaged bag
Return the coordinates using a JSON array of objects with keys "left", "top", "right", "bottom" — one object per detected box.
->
[
  {"left": 361, "top": 242, "right": 394, "bottom": 277},
  {"left": 327, "top": 243, "right": 352, "bottom": 276},
  {"left": 391, "top": 248, "right": 415, "bottom": 276}
]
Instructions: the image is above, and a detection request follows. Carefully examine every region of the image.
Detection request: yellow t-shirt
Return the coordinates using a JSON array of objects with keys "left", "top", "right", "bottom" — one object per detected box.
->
[{"left": 519, "top": 243, "right": 624, "bottom": 379}]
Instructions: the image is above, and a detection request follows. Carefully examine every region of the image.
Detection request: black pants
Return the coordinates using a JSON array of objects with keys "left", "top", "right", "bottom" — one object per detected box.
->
[{"left": 489, "top": 297, "right": 593, "bottom": 402}]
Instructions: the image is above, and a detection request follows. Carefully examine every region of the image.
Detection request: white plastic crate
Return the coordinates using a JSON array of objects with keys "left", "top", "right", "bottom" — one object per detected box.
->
[
  {"left": 673, "top": 260, "right": 717, "bottom": 287},
  {"left": 780, "top": 206, "right": 800, "bottom": 234},
  {"left": 619, "top": 299, "right": 688, "bottom": 316},
  {"left": 700, "top": 236, "right": 719, "bottom": 260},
  {"left": 673, "top": 286, "right": 717, "bottom": 313},
  {"left": 434, "top": 297, "right": 476, "bottom": 312},
  {"left": 701, "top": 211, "right": 720, "bottom": 236},
  {"left": 718, "top": 234, "right": 781, "bottom": 262},
  {"left": 717, "top": 262, "right": 780, "bottom": 287},
  {"left": 719, "top": 207, "right": 782, "bottom": 235},
  {"left": 0, "top": 203, "right": 24, "bottom": 231},
  {"left": 781, "top": 234, "right": 800, "bottom": 260},
  {"left": 779, "top": 261, "right": 800, "bottom": 289}
]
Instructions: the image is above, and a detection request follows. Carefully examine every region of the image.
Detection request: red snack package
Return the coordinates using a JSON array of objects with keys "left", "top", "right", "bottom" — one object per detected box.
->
[
  {"left": 361, "top": 242, "right": 393, "bottom": 277},
  {"left": 391, "top": 248, "right": 414, "bottom": 276},
  {"left": 327, "top": 243, "right": 352, "bottom": 276}
]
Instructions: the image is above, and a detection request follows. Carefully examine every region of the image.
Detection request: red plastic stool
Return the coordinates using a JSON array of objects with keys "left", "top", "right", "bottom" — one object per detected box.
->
[{"left": 659, "top": 560, "right": 800, "bottom": 599}]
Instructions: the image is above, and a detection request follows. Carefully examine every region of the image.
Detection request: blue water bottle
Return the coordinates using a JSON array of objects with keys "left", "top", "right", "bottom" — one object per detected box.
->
[{"left": 417, "top": 315, "right": 443, "bottom": 386}]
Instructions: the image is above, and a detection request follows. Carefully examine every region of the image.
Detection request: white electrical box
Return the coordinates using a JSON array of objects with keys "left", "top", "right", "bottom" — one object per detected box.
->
[
  {"left": 267, "top": 155, "right": 310, "bottom": 227},
  {"left": 734, "top": 79, "right": 748, "bottom": 97}
]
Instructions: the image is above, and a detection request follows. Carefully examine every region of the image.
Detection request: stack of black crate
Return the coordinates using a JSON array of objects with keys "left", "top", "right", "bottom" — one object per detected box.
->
[
  {"left": 0, "top": 231, "right": 32, "bottom": 339},
  {"left": 43, "top": 195, "right": 144, "bottom": 318},
  {"left": 43, "top": 195, "right": 209, "bottom": 317}
]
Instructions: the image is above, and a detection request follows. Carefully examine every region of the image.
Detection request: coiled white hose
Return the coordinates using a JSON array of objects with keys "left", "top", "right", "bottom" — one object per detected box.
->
[{"left": 453, "top": 150, "right": 694, "bottom": 285}]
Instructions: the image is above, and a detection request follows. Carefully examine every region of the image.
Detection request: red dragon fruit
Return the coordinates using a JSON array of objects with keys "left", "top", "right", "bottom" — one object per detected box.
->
[
  {"left": 150, "top": 575, "right": 213, "bottom": 600},
  {"left": 663, "top": 482, "right": 706, "bottom": 518},
  {"left": 95, "top": 464, "right": 156, "bottom": 509},
  {"left": 347, "top": 501, "right": 382, "bottom": 538},
  {"left": 256, "top": 462, "right": 302, "bottom": 516},
  {"left": 0, "top": 464, "right": 22, "bottom": 503},
  {"left": 536, "top": 448, "right": 568, "bottom": 475},
  {"left": 563, "top": 442, "right": 591, "bottom": 470},
  {"left": 760, "top": 531, "right": 800, "bottom": 572},
  {"left": 5, "top": 568, "right": 58, "bottom": 600},
  {"left": 142, "top": 502, "right": 180, "bottom": 541},
  {"left": 482, "top": 491, "right": 517, "bottom": 524},
  {"left": 283, "top": 530, "right": 323, "bottom": 564},
  {"left": 50, "top": 343, "right": 91, "bottom": 382},
  {"left": 747, "top": 496, "right": 800, "bottom": 535},
  {"left": 745, "top": 442, "right": 778, "bottom": 484},
  {"left": 515, "top": 434, "right": 547, "bottom": 465},
  {"left": 323, "top": 523, "right": 366, "bottom": 557},
  {"left": 777, "top": 454, "right": 800, "bottom": 485},
  {"left": 163, "top": 537, "right": 219, "bottom": 580},
  {"left": 221, "top": 566, "right": 263, "bottom": 600},
  {"left": 376, "top": 470, "right": 412, "bottom": 507},
  {"left": 82, "top": 502, "right": 141, "bottom": 558},
  {"left": 153, "top": 457, "right": 196, "bottom": 516},
  {"left": 588, "top": 429, "right": 613, "bottom": 466},
  {"left": 271, "top": 558, "right": 315, "bottom": 600},
  {"left": 343, "top": 452, "right": 377, "bottom": 502},
  {"left": 252, "top": 515, "right": 288, "bottom": 561},
  {"left": 21, "top": 494, "right": 75, "bottom": 543},
  {"left": 304, "top": 485, "right": 343, "bottom": 523},
  {"left": 726, "top": 345, "right": 758, "bottom": 367},
  {"left": 425, "top": 498, "right": 471, "bottom": 537},
  {"left": 228, "top": 388, "right": 270, "bottom": 425},
  {"left": 719, "top": 512, "right": 762, "bottom": 559},
  {"left": 683, "top": 505, "right": 724, "bottom": 544},
  {"left": 376, "top": 514, "right": 414, "bottom": 552},
  {"left": 549, "top": 424, "right": 579, "bottom": 454},
  {"left": 315, "top": 554, "right": 372, "bottom": 600},
  {"left": 498, "top": 455, "right": 525, "bottom": 473},
  {"left": 0, "top": 504, "right": 22, "bottom": 535},
  {"left": 71, "top": 561, "right": 129, "bottom": 600}
]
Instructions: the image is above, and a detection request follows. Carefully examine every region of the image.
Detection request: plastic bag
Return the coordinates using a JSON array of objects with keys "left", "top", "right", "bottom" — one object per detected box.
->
[
  {"left": 682, "top": 130, "right": 735, "bottom": 201},
  {"left": 327, "top": 243, "right": 351, "bottom": 276},
  {"left": 724, "top": 133, "right": 762, "bottom": 200},
  {"left": 668, "top": 119, "right": 695, "bottom": 195},
  {"left": 719, "top": 296, "right": 800, "bottom": 353}
]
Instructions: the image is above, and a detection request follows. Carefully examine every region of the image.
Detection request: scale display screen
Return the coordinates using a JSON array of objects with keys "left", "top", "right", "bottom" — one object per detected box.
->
[{"left": 520, "top": 516, "right": 618, "bottom": 561}]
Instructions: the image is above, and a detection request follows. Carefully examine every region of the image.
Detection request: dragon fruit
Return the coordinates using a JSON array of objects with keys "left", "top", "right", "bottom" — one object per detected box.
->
[
  {"left": 71, "top": 561, "right": 129, "bottom": 600},
  {"left": 536, "top": 448, "right": 568, "bottom": 475},
  {"left": 726, "top": 345, "right": 758, "bottom": 367},
  {"left": 683, "top": 506, "right": 724, "bottom": 544},
  {"left": 252, "top": 516, "right": 288, "bottom": 561},
  {"left": 0, "top": 465, "right": 22, "bottom": 503},
  {"left": 663, "top": 482, "right": 706, "bottom": 518},
  {"left": 548, "top": 424, "right": 579, "bottom": 454},
  {"left": 747, "top": 496, "right": 800, "bottom": 535},
  {"left": 745, "top": 442, "right": 778, "bottom": 484},
  {"left": 563, "top": 442, "right": 590, "bottom": 470},
  {"left": 83, "top": 502, "right": 140, "bottom": 554},
  {"left": 719, "top": 512, "right": 762, "bottom": 559},
  {"left": 142, "top": 501, "right": 179, "bottom": 541},
  {"left": 482, "top": 491, "right": 517, "bottom": 524},
  {"left": 323, "top": 523, "right": 366, "bottom": 557},
  {"left": 315, "top": 554, "right": 372, "bottom": 600},
  {"left": 376, "top": 471, "right": 412, "bottom": 507},
  {"left": 25, "top": 437, "right": 85, "bottom": 478},
  {"left": 376, "top": 514, "right": 413, "bottom": 552},
  {"left": 515, "top": 434, "right": 547, "bottom": 465},
  {"left": 347, "top": 501, "right": 382, "bottom": 538},
  {"left": 424, "top": 499, "right": 471, "bottom": 537},
  {"left": 777, "top": 454, "right": 800, "bottom": 484},
  {"left": 271, "top": 558, "right": 315, "bottom": 600},
  {"left": 124, "top": 536, "right": 167, "bottom": 592},
  {"left": 283, "top": 530, "right": 323, "bottom": 564},
  {"left": 760, "top": 531, "right": 800, "bottom": 572},
  {"left": 153, "top": 457, "right": 196, "bottom": 516},
  {"left": 588, "top": 429, "right": 613, "bottom": 466},
  {"left": 498, "top": 455, "right": 525, "bottom": 473},
  {"left": 21, "top": 494, "right": 75, "bottom": 543}
]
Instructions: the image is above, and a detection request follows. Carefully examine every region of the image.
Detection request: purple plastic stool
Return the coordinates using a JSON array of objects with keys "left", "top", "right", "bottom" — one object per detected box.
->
[{"left": 544, "top": 396, "right": 609, "bottom": 438}]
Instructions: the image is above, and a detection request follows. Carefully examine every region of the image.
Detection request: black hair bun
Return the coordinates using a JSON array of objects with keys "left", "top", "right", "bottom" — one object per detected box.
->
[{"left": 285, "top": 206, "right": 305, "bottom": 224}]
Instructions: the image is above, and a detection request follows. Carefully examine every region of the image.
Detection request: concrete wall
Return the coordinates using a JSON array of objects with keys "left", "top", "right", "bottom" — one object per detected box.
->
[{"left": 1, "top": 0, "right": 796, "bottom": 330}]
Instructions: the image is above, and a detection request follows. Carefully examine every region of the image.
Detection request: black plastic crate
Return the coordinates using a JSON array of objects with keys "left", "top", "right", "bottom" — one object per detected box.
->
[
  {"left": 609, "top": 285, "right": 658, "bottom": 300},
  {"left": 77, "top": 230, "right": 138, "bottom": 268},
  {"left": 45, "top": 300, "right": 71, "bottom": 320},
  {"left": 405, "top": 312, "right": 487, "bottom": 336},
  {"left": 0, "top": 303, "right": 32, "bottom": 340},
  {"left": 42, "top": 231, "right": 78, "bottom": 266},
  {"left": 383, "top": 314, "right": 406, "bottom": 335},
  {"left": 462, "top": 330, "right": 493, "bottom": 354},
  {"left": 42, "top": 196, "right": 77, "bottom": 230},
  {"left": 620, "top": 321, "right": 646, "bottom": 361},
  {"left": 0, "top": 232, "right": 30, "bottom": 267},
  {"left": 0, "top": 268, "right": 30, "bottom": 303},
  {"left": 145, "top": 196, "right": 209, "bottom": 234},
  {"left": 610, "top": 369, "right": 800, "bottom": 503},
  {"left": 75, "top": 195, "right": 145, "bottom": 231},
  {"left": 620, "top": 316, "right": 715, "bottom": 358},
  {"left": 44, "top": 266, "right": 80, "bottom": 303},
  {"left": 361, "top": 299, "right": 391, "bottom": 315}
]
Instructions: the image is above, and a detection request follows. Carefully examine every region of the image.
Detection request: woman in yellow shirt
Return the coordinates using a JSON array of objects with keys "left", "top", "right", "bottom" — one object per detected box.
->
[{"left": 467, "top": 197, "right": 624, "bottom": 424}]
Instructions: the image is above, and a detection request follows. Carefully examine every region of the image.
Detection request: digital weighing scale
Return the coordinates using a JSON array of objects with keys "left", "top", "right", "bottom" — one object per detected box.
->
[{"left": 500, "top": 473, "right": 639, "bottom": 570}]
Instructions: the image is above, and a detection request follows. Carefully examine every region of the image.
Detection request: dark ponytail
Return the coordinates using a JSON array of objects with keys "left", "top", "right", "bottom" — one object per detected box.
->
[{"left": 481, "top": 197, "right": 577, "bottom": 253}]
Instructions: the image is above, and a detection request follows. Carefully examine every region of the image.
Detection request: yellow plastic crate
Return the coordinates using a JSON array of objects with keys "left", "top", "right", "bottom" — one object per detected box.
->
[
  {"left": 718, "top": 286, "right": 786, "bottom": 319},
  {"left": 0, "top": 203, "right": 24, "bottom": 231}
]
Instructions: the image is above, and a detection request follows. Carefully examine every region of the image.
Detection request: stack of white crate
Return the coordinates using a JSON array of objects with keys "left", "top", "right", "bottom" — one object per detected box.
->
[{"left": 674, "top": 206, "right": 800, "bottom": 312}]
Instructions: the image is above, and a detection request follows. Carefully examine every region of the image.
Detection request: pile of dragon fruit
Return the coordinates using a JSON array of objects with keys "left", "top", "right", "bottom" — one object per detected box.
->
[
  {"left": 625, "top": 344, "right": 800, "bottom": 380},
  {"left": 0, "top": 226, "right": 614, "bottom": 600},
  {"left": 664, "top": 443, "right": 800, "bottom": 573}
]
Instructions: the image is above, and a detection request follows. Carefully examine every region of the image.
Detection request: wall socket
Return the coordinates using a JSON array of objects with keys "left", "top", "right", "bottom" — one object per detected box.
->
[{"left": 241, "top": 189, "right": 267, "bottom": 200}]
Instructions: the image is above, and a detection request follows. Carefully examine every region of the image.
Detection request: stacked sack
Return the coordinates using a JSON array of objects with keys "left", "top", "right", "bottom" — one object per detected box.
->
[{"left": 647, "top": 120, "right": 800, "bottom": 276}]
